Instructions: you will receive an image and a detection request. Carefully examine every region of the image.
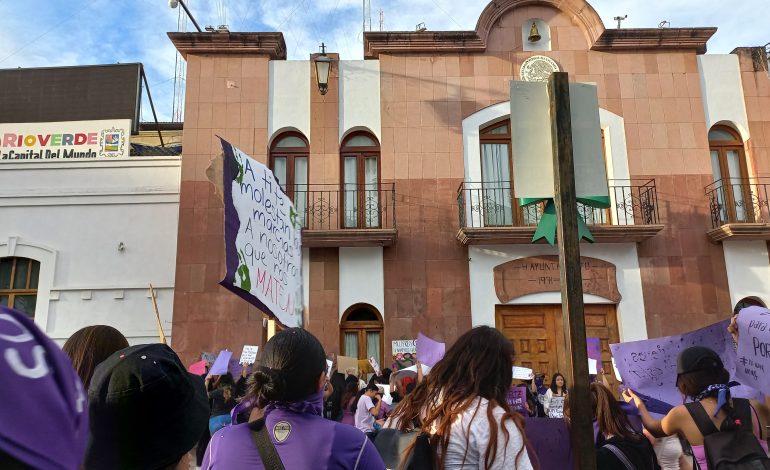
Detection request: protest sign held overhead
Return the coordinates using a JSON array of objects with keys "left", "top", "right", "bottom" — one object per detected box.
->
[
  {"left": 218, "top": 138, "right": 304, "bottom": 328},
  {"left": 369, "top": 356, "right": 382, "bottom": 376},
  {"left": 392, "top": 339, "right": 417, "bottom": 369},
  {"left": 734, "top": 306, "right": 770, "bottom": 392},
  {"left": 239, "top": 345, "right": 259, "bottom": 365},
  {"left": 188, "top": 360, "right": 206, "bottom": 375},
  {"left": 416, "top": 333, "right": 445, "bottom": 367},
  {"left": 210, "top": 350, "right": 233, "bottom": 375},
  {"left": 512, "top": 366, "right": 534, "bottom": 380}
]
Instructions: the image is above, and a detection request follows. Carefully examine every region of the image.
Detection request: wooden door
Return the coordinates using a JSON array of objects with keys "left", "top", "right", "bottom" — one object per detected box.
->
[
  {"left": 496, "top": 304, "right": 619, "bottom": 390},
  {"left": 495, "top": 305, "right": 563, "bottom": 378}
]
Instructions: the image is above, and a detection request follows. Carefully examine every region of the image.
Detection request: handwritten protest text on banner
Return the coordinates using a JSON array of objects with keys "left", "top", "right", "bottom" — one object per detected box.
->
[
  {"left": 735, "top": 306, "right": 770, "bottom": 392},
  {"left": 219, "top": 138, "right": 303, "bottom": 327}
]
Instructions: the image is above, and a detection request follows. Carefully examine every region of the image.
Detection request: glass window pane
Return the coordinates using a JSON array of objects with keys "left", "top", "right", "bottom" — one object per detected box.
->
[
  {"left": 273, "top": 157, "right": 287, "bottom": 190},
  {"left": 12, "top": 295, "right": 36, "bottom": 318},
  {"left": 344, "top": 157, "right": 358, "bottom": 228},
  {"left": 294, "top": 157, "right": 308, "bottom": 228},
  {"left": 710, "top": 150, "right": 722, "bottom": 182},
  {"left": 29, "top": 261, "right": 40, "bottom": 289},
  {"left": 13, "top": 259, "right": 29, "bottom": 289},
  {"left": 0, "top": 259, "right": 11, "bottom": 289},
  {"left": 726, "top": 150, "right": 746, "bottom": 221},
  {"left": 481, "top": 143, "right": 513, "bottom": 226},
  {"left": 486, "top": 124, "right": 508, "bottom": 134},
  {"left": 344, "top": 135, "right": 377, "bottom": 147},
  {"left": 0, "top": 295, "right": 8, "bottom": 307},
  {"left": 344, "top": 332, "right": 359, "bottom": 359},
  {"left": 708, "top": 128, "right": 737, "bottom": 142},
  {"left": 364, "top": 157, "right": 379, "bottom": 228},
  {"left": 274, "top": 136, "right": 307, "bottom": 148},
  {"left": 366, "top": 331, "right": 381, "bottom": 365}
]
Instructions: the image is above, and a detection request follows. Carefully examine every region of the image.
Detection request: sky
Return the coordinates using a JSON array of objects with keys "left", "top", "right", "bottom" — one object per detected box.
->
[{"left": 0, "top": 0, "right": 767, "bottom": 122}]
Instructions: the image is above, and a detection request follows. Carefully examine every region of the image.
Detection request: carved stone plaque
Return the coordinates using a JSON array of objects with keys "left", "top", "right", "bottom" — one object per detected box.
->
[
  {"left": 494, "top": 255, "right": 621, "bottom": 303},
  {"left": 519, "top": 55, "right": 560, "bottom": 82}
]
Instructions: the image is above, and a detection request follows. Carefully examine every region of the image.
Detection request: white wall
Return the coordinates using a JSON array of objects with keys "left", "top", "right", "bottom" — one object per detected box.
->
[
  {"left": 722, "top": 240, "right": 770, "bottom": 308},
  {"left": 338, "top": 247, "right": 384, "bottom": 320},
  {"left": 468, "top": 243, "right": 648, "bottom": 342},
  {"left": 339, "top": 60, "right": 382, "bottom": 143},
  {"left": 268, "top": 61, "right": 311, "bottom": 143},
  {"left": 697, "top": 55, "right": 750, "bottom": 140},
  {"left": 0, "top": 157, "right": 180, "bottom": 345}
]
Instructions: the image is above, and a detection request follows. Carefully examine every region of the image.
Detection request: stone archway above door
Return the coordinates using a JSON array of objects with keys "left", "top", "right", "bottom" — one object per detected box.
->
[{"left": 494, "top": 255, "right": 621, "bottom": 303}]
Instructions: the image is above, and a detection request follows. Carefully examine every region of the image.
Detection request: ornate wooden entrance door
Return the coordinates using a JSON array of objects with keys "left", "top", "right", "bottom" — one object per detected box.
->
[{"left": 495, "top": 304, "right": 619, "bottom": 389}]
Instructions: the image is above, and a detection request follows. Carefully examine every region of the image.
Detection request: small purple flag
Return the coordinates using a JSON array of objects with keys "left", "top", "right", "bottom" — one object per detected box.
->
[
  {"left": 416, "top": 333, "right": 445, "bottom": 367},
  {"left": 210, "top": 350, "right": 232, "bottom": 375}
]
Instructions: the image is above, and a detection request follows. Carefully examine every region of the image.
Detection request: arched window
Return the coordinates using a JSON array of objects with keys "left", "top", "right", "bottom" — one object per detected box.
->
[
  {"left": 480, "top": 121, "right": 517, "bottom": 226},
  {"left": 270, "top": 132, "right": 309, "bottom": 226},
  {"left": 0, "top": 257, "right": 40, "bottom": 318},
  {"left": 341, "top": 132, "right": 380, "bottom": 228},
  {"left": 709, "top": 125, "right": 751, "bottom": 223},
  {"left": 340, "top": 303, "right": 383, "bottom": 366}
]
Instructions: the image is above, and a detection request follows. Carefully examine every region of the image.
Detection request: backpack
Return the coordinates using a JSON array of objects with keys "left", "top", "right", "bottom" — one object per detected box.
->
[{"left": 685, "top": 398, "right": 770, "bottom": 470}]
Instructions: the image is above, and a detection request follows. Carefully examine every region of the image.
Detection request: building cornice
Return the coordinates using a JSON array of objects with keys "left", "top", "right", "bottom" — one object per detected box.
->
[
  {"left": 591, "top": 28, "right": 717, "bottom": 55},
  {"left": 168, "top": 32, "right": 287, "bottom": 60}
]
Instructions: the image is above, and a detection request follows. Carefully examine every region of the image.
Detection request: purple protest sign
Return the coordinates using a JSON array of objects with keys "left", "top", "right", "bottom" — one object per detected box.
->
[
  {"left": 610, "top": 319, "right": 763, "bottom": 409},
  {"left": 210, "top": 350, "right": 233, "bottom": 375},
  {"left": 219, "top": 138, "right": 304, "bottom": 328},
  {"left": 506, "top": 386, "right": 528, "bottom": 414},
  {"left": 416, "top": 333, "right": 445, "bottom": 367},
  {"left": 587, "top": 337, "right": 602, "bottom": 366},
  {"left": 735, "top": 306, "right": 770, "bottom": 393},
  {"left": 525, "top": 418, "right": 573, "bottom": 469}
]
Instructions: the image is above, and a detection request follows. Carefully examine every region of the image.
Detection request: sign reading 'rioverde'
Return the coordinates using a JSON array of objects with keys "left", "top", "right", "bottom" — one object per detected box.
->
[{"left": 0, "top": 119, "right": 130, "bottom": 160}]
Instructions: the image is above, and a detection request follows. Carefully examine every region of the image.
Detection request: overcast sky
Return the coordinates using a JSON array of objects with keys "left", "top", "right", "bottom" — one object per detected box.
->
[{"left": 0, "top": 0, "right": 767, "bottom": 121}]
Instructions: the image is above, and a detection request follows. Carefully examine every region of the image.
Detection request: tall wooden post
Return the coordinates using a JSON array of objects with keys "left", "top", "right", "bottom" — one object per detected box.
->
[{"left": 548, "top": 72, "right": 596, "bottom": 470}]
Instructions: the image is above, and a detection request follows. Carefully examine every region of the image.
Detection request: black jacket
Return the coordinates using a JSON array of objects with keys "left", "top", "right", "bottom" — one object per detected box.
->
[{"left": 596, "top": 434, "right": 659, "bottom": 470}]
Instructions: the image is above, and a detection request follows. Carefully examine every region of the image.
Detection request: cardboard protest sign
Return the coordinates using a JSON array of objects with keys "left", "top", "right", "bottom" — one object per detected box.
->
[
  {"left": 610, "top": 319, "right": 763, "bottom": 411},
  {"left": 210, "top": 350, "right": 233, "bottom": 375},
  {"left": 735, "top": 306, "right": 770, "bottom": 392},
  {"left": 201, "top": 352, "right": 216, "bottom": 364},
  {"left": 547, "top": 396, "right": 565, "bottom": 418},
  {"left": 337, "top": 355, "right": 358, "bottom": 376},
  {"left": 507, "top": 386, "right": 528, "bottom": 414},
  {"left": 512, "top": 366, "right": 534, "bottom": 380},
  {"left": 369, "top": 356, "right": 382, "bottom": 376},
  {"left": 188, "top": 360, "right": 207, "bottom": 375},
  {"left": 392, "top": 339, "right": 417, "bottom": 369},
  {"left": 229, "top": 359, "right": 252, "bottom": 378},
  {"left": 239, "top": 345, "right": 259, "bottom": 365},
  {"left": 416, "top": 333, "right": 445, "bottom": 367},
  {"left": 219, "top": 138, "right": 304, "bottom": 328}
]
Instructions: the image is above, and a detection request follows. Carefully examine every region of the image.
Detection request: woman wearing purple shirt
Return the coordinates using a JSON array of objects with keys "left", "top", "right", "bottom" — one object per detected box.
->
[{"left": 202, "top": 328, "right": 385, "bottom": 469}]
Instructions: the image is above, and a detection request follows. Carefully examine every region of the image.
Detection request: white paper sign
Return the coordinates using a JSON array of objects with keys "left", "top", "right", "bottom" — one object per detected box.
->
[
  {"left": 369, "top": 356, "right": 382, "bottom": 376},
  {"left": 512, "top": 366, "right": 534, "bottom": 380},
  {"left": 326, "top": 359, "right": 333, "bottom": 377},
  {"left": 239, "top": 345, "right": 259, "bottom": 365},
  {"left": 0, "top": 119, "right": 131, "bottom": 161},
  {"left": 392, "top": 340, "right": 417, "bottom": 354},
  {"left": 220, "top": 138, "right": 304, "bottom": 327},
  {"left": 588, "top": 358, "right": 598, "bottom": 375},
  {"left": 403, "top": 363, "right": 432, "bottom": 375},
  {"left": 611, "top": 357, "right": 622, "bottom": 382}
]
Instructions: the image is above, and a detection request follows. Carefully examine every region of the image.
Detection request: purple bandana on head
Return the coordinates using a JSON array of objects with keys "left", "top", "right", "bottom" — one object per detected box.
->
[{"left": 0, "top": 306, "right": 89, "bottom": 470}]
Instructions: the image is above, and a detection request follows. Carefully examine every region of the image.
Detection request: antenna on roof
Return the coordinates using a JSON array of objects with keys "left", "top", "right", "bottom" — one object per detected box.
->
[
  {"left": 613, "top": 15, "right": 627, "bottom": 29},
  {"left": 379, "top": 8, "right": 384, "bottom": 32},
  {"left": 416, "top": 22, "right": 427, "bottom": 32},
  {"left": 658, "top": 20, "right": 670, "bottom": 28}
]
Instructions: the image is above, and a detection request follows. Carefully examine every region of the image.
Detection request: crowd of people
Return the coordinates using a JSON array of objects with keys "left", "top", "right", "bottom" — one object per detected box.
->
[{"left": 1, "top": 302, "right": 769, "bottom": 469}]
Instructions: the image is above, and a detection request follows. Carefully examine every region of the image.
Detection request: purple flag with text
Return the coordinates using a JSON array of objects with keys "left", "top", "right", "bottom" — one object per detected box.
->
[
  {"left": 219, "top": 138, "right": 304, "bottom": 328},
  {"left": 416, "top": 333, "right": 445, "bottom": 367},
  {"left": 735, "top": 306, "right": 770, "bottom": 393}
]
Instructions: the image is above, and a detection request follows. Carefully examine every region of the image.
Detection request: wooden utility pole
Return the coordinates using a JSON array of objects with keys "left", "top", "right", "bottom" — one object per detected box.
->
[
  {"left": 149, "top": 284, "right": 167, "bottom": 345},
  {"left": 548, "top": 72, "right": 595, "bottom": 470}
]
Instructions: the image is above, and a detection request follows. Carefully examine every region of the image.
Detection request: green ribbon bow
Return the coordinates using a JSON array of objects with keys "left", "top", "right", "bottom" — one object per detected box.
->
[{"left": 519, "top": 195, "right": 611, "bottom": 245}]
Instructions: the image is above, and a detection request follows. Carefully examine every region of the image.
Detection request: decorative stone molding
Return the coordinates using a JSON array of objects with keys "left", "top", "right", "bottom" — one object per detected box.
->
[
  {"left": 168, "top": 32, "right": 287, "bottom": 60},
  {"left": 592, "top": 28, "right": 717, "bottom": 55}
]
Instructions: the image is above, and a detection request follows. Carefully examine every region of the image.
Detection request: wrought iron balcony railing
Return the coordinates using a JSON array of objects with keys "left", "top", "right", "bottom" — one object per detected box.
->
[
  {"left": 292, "top": 183, "right": 396, "bottom": 231},
  {"left": 457, "top": 179, "right": 659, "bottom": 229},
  {"left": 705, "top": 178, "right": 770, "bottom": 228}
]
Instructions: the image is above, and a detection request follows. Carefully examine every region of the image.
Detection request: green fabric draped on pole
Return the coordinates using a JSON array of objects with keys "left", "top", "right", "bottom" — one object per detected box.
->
[{"left": 520, "top": 196, "right": 611, "bottom": 245}]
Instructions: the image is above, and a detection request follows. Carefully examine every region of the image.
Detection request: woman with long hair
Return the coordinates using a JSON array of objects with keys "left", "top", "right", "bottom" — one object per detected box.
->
[
  {"left": 623, "top": 346, "right": 770, "bottom": 470},
  {"left": 386, "top": 326, "right": 534, "bottom": 469},
  {"left": 566, "top": 382, "right": 658, "bottom": 469},
  {"left": 543, "top": 373, "right": 567, "bottom": 418},
  {"left": 341, "top": 382, "right": 359, "bottom": 426},
  {"left": 202, "top": 328, "right": 385, "bottom": 469},
  {"left": 61, "top": 325, "right": 129, "bottom": 389}
]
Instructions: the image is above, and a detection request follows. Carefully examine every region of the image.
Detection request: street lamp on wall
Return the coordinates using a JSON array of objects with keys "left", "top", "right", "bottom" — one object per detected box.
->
[{"left": 314, "top": 43, "right": 332, "bottom": 96}]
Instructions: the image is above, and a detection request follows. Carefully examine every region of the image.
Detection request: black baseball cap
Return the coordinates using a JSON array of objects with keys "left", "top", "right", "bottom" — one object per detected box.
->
[
  {"left": 677, "top": 346, "right": 724, "bottom": 375},
  {"left": 85, "top": 344, "right": 209, "bottom": 470}
]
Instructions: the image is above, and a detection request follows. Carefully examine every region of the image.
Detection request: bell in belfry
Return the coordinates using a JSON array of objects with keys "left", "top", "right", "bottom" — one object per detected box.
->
[{"left": 528, "top": 21, "right": 542, "bottom": 42}]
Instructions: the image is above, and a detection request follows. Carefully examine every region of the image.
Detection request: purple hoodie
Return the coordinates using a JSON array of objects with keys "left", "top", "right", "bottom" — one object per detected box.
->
[{"left": 203, "top": 390, "right": 385, "bottom": 469}]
